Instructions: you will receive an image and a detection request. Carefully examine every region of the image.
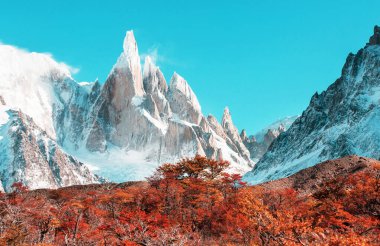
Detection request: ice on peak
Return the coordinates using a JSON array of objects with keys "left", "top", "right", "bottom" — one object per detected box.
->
[
  {"left": 116, "top": 30, "right": 140, "bottom": 68},
  {"left": 145, "top": 55, "right": 153, "bottom": 65},
  {"left": 0, "top": 44, "right": 73, "bottom": 79},
  {"left": 167, "top": 72, "right": 202, "bottom": 123},
  {"left": 222, "top": 107, "right": 233, "bottom": 126},
  {"left": 170, "top": 72, "right": 182, "bottom": 86},
  {"left": 142, "top": 55, "right": 168, "bottom": 95},
  {"left": 143, "top": 55, "right": 157, "bottom": 78},
  {"left": 0, "top": 43, "right": 80, "bottom": 138},
  {"left": 169, "top": 73, "right": 201, "bottom": 109},
  {"left": 170, "top": 72, "right": 189, "bottom": 92},
  {"left": 170, "top": 72, "right": 188, "bottom": 92},
  {"left": 223, "top": 107, "right": 231, "bottom": 116},
  {"left": 113, "top": 30, "right": 144, "bottom": 96},
  {"left": 172, "top": 71, "right": 180, "bottom": 79},
  {"left": 123, "top": 30, "right": 138, "bottom": 54}
]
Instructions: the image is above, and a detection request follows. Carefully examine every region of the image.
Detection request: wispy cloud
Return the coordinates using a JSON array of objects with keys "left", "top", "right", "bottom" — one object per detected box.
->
[
  {"left": 140, "top": 46, "right": 186, "bottom": 71},
  {"left": 41, "top": 52, "right": 80, "bottom": 75},
  {"left": 141, "top": 46, "right": 165, "bottom": 66},
  {"left": 0, "top": 41, "right": 80, "bottom": 75},
  {"left": 66, "top": 65, "right": 80, "bottom": 75}
]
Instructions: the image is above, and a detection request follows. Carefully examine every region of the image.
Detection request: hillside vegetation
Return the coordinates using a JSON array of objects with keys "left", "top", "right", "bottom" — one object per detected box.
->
[{"left": 0, "top": 156, "right": 379, "bottom": 245}]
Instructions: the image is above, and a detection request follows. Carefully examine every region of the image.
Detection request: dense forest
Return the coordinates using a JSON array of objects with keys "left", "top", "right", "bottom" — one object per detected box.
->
[{"left": 0, "top": 156, "right": 379, "bottom": 245}]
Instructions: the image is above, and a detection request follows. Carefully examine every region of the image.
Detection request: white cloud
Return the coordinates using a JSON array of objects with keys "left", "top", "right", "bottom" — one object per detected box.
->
[
  {"left": 141, "top": 47, "right": 164, "bottom": 65},
  {"left": 66, "top": 64, "right": 80, "bottom": 75},
  {"left": 0, "top": 42, "right": 80, "bottom": 76}
]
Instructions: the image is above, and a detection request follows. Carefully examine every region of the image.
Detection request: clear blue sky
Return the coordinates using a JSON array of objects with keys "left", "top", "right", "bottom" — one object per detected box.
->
[{"left": 1, "top": 0, "right": 379, "bottom": 134}]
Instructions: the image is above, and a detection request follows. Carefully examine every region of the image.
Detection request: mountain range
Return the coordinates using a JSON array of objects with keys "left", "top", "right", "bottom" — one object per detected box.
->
[
  {"left": 0, "top": 31, "right": 262, "bottom": 191},
  {"left": 1, "top": 26, "right": 380, "bottom": 191}
]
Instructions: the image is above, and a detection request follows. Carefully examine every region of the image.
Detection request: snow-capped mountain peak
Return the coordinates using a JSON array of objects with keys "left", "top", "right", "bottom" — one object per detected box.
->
[
  {"left": 0, "top": 44, "right": 79, "bottom": 139},
  {"left": 0, "top": 29, "right": 255, "bottom": 189},
  {"left": 143, "top": 56, "right": 168, "bottom": 95},
  {"left": 114, "top": 30, "right": 144, "bottom": 97},
  {"left": 75, "top": 31, "right": 253, "bottom": 181},
  {"left": 143, "top": 56, "right": 156, "bottom": 78},
  {"left": 244, "top": 26, "right": 380, "bottom": 185},
  {"left": 168, "top": 72, "right": 202, "bottom": 124},
  {"left": 123, "top": 30, "right": 138, "bottom": 53},
  {"left": 221, "top": 107, "right": 232, "bottom": 128}
]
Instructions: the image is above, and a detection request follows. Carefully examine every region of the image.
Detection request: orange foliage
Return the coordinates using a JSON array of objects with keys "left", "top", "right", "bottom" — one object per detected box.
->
[{"left": 0, "top": 155, "right": 378, "bottom": 245}]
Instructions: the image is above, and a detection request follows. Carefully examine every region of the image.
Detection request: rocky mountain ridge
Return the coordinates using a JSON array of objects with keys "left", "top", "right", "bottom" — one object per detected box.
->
[
  {"left": 0, "top": 106, "right": 99, "bottom": 192},
  {"left": 0, "top": 31, "right": 254, "bottom": 189},
  {"left": 241, "top": 118, "right": 294, "bottom": 162},
  {"left": 244, "top": 26, "right": 380, "bottom": 184}
]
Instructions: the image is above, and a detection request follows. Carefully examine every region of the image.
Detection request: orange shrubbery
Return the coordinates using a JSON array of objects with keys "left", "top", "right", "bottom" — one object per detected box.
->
[{"left": 0, "top": 155, "right": 378, "bottom": 245}]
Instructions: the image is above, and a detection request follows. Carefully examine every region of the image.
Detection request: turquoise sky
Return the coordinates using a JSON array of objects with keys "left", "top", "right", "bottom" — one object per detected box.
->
[{"left": 1, "top": 0, "right": 379, "bottom": 134}]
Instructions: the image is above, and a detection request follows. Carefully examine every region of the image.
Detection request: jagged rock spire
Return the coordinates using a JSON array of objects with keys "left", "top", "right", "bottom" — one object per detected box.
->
[
  {"left": 143, "top": 56, "right": 168, "bottom": 95},
  {"left": 240, "top": 129, "right": 248, "bottom": 142},
  {"left": 369, "top": 25, "right": 380, "bottom": 45},
  {"left": 113, "top": 30, "right": 144, "bottom": 97},
  {"left": 222, "top": 107, "right": 231, "bottom": 127},
  {"left": 123, "top": 31, "right": 138, "bottom": 54},
  {"left": 168, "top": 72, "right": 202, "bottom": 124},
  {"left": 221, "top": 107, "right": 251, "bottom": 161}
]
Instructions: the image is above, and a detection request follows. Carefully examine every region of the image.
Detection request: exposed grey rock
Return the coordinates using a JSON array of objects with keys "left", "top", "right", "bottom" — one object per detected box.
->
[
  {"left": 0, "top": 30, "right": 253, "bottom": 186},
  {"left": 221, "top": 107, "right": 251, "bottom": 161},
  {"left": 0, "top": 110, "right": 99, "bottom": 192},
  {"left": 78, "top": 33, "right": 252, "bottom": 178},
  {"left": 207, "top": 114, "right": 228, "bottom": 139},
  {"left": 369, "top": 25, "right": 380, "bottom": 45},
  {"left": 245, "top": 27, "right": 380, "bottom": 184},
  {"left": 242, "top": 124, "right": 286, "bottom": 162},
  {"left": 167, "top": 73, "right": 202, "bottom": 124}
]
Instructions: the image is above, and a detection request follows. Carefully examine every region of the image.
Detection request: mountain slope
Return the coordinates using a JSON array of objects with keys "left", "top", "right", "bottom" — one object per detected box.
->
[
  {"left": 241, "top": 116, "right": 298, "bottom": 162},
  {"left": 244, "top": 26, "right": 380, "bottom": 184},
  {"left": 253, "top": 115, "right": 298, "bottom": 142},
  {"left": 259, "top": 155, "right": 380, "bottom": 195},
  {"left": 0, "top": 105, "right": 99, "bottom": 192},
  {"left": 72, "top": 31, "right": 253, "bottom": 181},
  {"left": 0, "top": 31, "right": 253, "bottom": 187}
]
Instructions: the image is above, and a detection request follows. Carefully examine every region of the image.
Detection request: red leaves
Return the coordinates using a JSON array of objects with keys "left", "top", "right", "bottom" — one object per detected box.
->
[
  {"left": 0, "top": 157, "right": 379, "bottom": 245},
  {"left": 11, "top": 182, "right": 28, "bottom": 193}
]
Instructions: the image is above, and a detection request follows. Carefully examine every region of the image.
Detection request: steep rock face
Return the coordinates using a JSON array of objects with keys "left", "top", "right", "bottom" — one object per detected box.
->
[
  {"left": 0, "top": 30, "right": 253, "bottom": 187},
  {"left": 0, "top": 44, "right": 102, "bottom": 190},
  {"left": 54, "top": 79, "right": 101, "bottom": 149},
  {"left": 118, "top": 31, "right": 144, "bottom": 97},
  {"left": 221, "top": 108, "right": 251, "bottom": 161},
  {"left": 85, "top": 31, "right": 164, "bottom": 152},
  {"left": 263, "top": 127, "right": 283, "bottom": 147},
  {"left": 167, "top": 73, "right": 202, "bottom": 124},
  {"left": 244, "top": 27, "right": 380, "bottom": 184},
  {"left": 207, "top": 115, "right": 229, "bottom": 139},
  {"left": 0, "top": 43, "right": 101, "bottom": 149},
  {"left": 252, "top": 116, "right": 298, "bottom": 143},
  {"left": 143, "top": 56, "right": 170, "bottom": 118},
  {"left": 0, "top": 107, "right": 99, "bottom": 192},
  {"left": 369, "top": 25, "right": 380, "bottom": 45},
  {"left": 0, "top": 44, "right": 75, "bottom": 139},
  {"left": 242, "top": 125, "right": 286, "bottom": 162},
  {"left": 240, "top": 116, "right": 298, "bottom": 162},
  {"left": 79, "top": 31, "right": 252, "bottom": 180}
]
